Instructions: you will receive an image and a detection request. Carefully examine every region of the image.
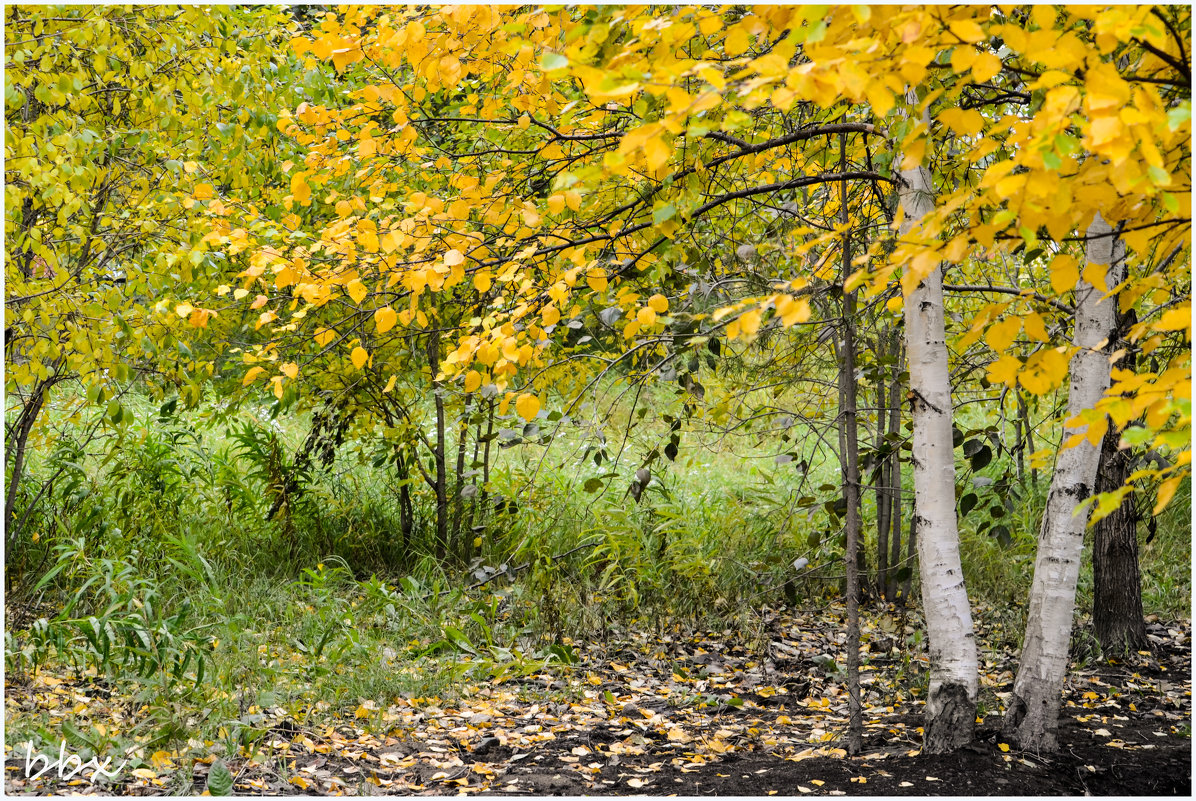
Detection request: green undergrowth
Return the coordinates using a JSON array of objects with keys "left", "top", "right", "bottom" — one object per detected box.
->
[{"left": 4, "top": 382, "right": 1190, "bottom": 755}]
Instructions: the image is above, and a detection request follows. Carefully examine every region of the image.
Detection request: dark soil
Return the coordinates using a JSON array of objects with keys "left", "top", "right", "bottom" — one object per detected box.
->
[{"left": 482, "top": 714, "right": 1190, "bottom": 796}]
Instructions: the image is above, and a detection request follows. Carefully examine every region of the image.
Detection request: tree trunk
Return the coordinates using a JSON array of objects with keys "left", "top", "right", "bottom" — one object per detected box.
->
[
  {"left": 1092, "top": 418, "right": 1147, "bottom": 654},
  {"left": 875, "top": 338, "right": 891, "bottom": 601},
  {"left": 887, "top": 340, "right": 904, "bottom": 602},
  {"left": 899, "top": 93, "right": 978, "bottom": 753},
  {"left": 838, "top": 134, "right": 863, "bottom": 755},
  {"left": 427, "top": 329, "right": 449, "bottom": 561},
  {"left": 5, "top": 375, "right": 52, "bottom": 545},
  {"left": 1002, "top": 212, "right": 1122, "bottom": 751},
  {"left": 451, "top": 394, "right": 473, "bottom": 561}
]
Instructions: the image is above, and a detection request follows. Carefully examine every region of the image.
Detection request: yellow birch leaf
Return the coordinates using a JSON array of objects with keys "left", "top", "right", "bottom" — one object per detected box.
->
[
  {"left": 346, "top": 278, "right": 368, "bottom": 305},
  {"left": 1023, "top": 312, "right": 1049, "bottom": 341},
  {"left": 547, "top": 194, "right": 566, "bottom": 215},
  {"left": 971, "top": 52, "right": 1003, "bottom": 82},
  {"left": 637, "top": 306, "right": 657, "bottom": 326},
  {"left": 1082, "top": 260, "right": 1109, "bottom": 293},
  {"left": 1049, "top": 254, "right": 1079, "bottom": 295},
  {"left": 515, "top": 392, "right": 540, "bottom": 421},
  {"left": 242, "top": 366, "right": 265, "bottom": 386},
  {"left": 314, "top": 327, "right": 337, "bottom": 347},
  {"left": 1154, "top": 475, "right": 1182, "bottom": 513},
  {"left": 986, "top": 354, "right": 1021, "bottom": 385},
  {"left": 587, "top": 268, "right": 608, "bottom": 292},
  {"left": 644, "top": 135, "right": 672, "bottom": 171},
  {"left": 464, "top": 370, "right": 482, "bottom": 392},
  {"left": 474, "top": 271, "right": 492, "bottom": 292},
  {"left": 985, "top": 317, "right": 1021, "bottom": 351},
  {"left": 351, "top": 346, "right": 369, "bottom": 369},
  {"left": 444, "top": 249, "right": 465, "bottom": 266},
  {"left": 384, "top": 374, "right": 397, "bottom": 393},
  {"left": 648, "top": 294, "right": 669, "bottom": 313},
  {"left": 375, "top": 306, "right": 398, "bottom": 333},
  {"left": 281, "top": 362, "right": 299, "bottom": 380}
]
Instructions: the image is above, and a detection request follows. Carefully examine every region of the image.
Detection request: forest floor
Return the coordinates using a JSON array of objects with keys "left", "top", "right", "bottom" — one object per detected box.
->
[{"left": 5, "top": 605, "right": 1190, "bottom": 796}]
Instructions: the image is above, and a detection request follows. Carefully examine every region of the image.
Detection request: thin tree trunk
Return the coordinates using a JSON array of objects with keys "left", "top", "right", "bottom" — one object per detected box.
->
[
  {"left": 1020, "top": 391, "right": 1039, "bottom": 486},
  {"left": 887, "top": 340, "right": 904, "bottom": 601},
  {"left": 451, "top": 394, "right": 473, "bottom": 561},
  {"left": 838, "top": 134, "right": 863, "bottom": 755},
  {"left": 1002, "top": 212, "right": 1122, "bottom": 751},
  {"left": 427, "top": 329, "right": 449, "bottom": 561},
  {"left": 5, "top": 376, "right": 52, "bottom": 544},
  {"left": 899, "top": 92, "right": 978, "bottom": 754},
  {"left": 875, "top": 333, "right": 892, "bottom": 601}
]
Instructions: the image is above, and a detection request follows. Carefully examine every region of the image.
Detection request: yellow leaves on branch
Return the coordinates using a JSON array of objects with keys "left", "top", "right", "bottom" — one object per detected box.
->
[
  {"left": 351, "top": 346, "right": 369, "bottom": 370},
  {"left": 374, "top": 307, "right": 398, "bottom": 334},
  {"left": 514, "top": 392, "right": 540, "bottom": 422}
]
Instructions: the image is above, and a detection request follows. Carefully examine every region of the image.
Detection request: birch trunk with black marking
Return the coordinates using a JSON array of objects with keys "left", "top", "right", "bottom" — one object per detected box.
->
[
  {"left": 898, "top": 96, "right": 978, "bottom": 753},
  {"left": 1002, "top": 213, "right": 1122, "bottom": 750}
]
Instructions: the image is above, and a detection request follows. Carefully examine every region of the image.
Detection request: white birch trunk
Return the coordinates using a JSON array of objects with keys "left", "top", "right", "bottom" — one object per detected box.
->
[
  {"left": 899, "top": 97, "right": 978, "bottom": 754},
  {"left": 1003, "top": 213, "right": 1122, "bottom": 750}
]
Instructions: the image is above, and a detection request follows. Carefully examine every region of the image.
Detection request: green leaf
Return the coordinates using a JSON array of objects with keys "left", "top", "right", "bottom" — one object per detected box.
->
[
  {"left": 653, "top": 203, "right": 677, "bottom": 224},
  {"left": 207, "top": 758, "right": 234, "bottom": 796},
  {"left": 541, "top": 52, "right": 568, "bottom": 71},
  {"left": 959, "top": 492, "right": 978, "bottom": 517}
]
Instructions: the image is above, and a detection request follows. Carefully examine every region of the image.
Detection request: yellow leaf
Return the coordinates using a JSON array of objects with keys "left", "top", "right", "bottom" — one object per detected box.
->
[
  {"left": 998, "top": 742, "right": 1010, "bottom": 753},
  {"left": 355, "top": 704, "right": 371, "bottom": 719},
  {"left": 1156, "top": 306, "right": 1191, "bottom": 334},
  {"left": 985, "top": 317, "right": 1021, "bottom": 351},
  {"left": 971, "top": 51, "right": 1003, "bottom": 83},
  {"left": 314, "top": 327, "right": 337, "bottom": 347},
  {"left": 281, "top": 362, "right": 299, "bottom": 380},
  {"left": 986, "top": 354, "right": 1021, "bottom": 386},
  {"left": 132, "top": 768, "right": 157, "bottom": 780},
  {"left": 547, "top": 194, "right": 566, "bottom": 215},
  {"left": 346, "top": 278, "right": 368, "bottom": 305},
  {"left": 291, "top": 777, "right": 310, "bottom": 790},
  {"left": 542, "top": 305, "right": 561, "bottom": 326},
  {"left": 1154, "top": 475, "right": 1182, "bottom": 514},
  {"left": 644, "top": 135, "right": 672, "bottom": 171},
  {"left": 586, "top": 268, "right": 608, "bottom": 292},
  {"left": 474, "top": 270, "right": 492, "bottom": 292},
  {"left": 738, "top": 308, "right": 762, "bottom": 339},
  {"left": 175, "top": 302, "right": 194, "bottom": 318},
  {"left": 464, "top": 370, "right": 482, "bottom": 393},
  {"left": 384, "top": 374, "right": 397, "bottom": 393},
  {"left": 1082, "top": 260, "right": 1109, "bottom": 293},
  {"left": 444, "top": 249, "right": 465, "bottom": 266},
  {"left": 193, "top": 183, "right": 214, "bottom": 200},
  {"left": 777, "top": 295, "right": 810, "bottom": 326},
  {"left": 1049, "top": 254, "right": 1080, "bottom": 296},
  {"left": 375, "top": 306, "right": 398, "bottom": 333},
  {"left": 351, "top": 346, "right": 369, "bottom": 370},
  {"left": 724, "top": 25, "right": 750, "bottom": 57},
  {"left": 242, "top": 366, "right": 265, "bottom": 386},
  {"left": 515, "top": 392, "right": 540, "bottom": 422},
  {"left": 648, "top": 294, "right": 669, "bottom": 313},
  {"left": 565, "top": 190, "right": 582, "bottom": 211},
  {"left": 637, "top": 306, "right": 657, "bottom": 326},
  {"left": 948, "top": 19, "right": 985, "bottom": 44},
  {"left": 1023, "top": 312, "right": 1049, "bottom": 342}
]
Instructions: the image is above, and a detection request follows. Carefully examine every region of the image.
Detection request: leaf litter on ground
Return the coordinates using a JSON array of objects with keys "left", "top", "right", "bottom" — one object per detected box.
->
[{"left": 4, "top": 603, "right": 1190, "bottom": 796}]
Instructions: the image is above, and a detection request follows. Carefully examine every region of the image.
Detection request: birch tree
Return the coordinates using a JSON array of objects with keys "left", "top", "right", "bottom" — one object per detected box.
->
[
  {"left": 897, "top": 95, "right": 978, "bottom": 754},
  {"left": 1002, "top": 213, "right": 1124, "bottom": 750}
]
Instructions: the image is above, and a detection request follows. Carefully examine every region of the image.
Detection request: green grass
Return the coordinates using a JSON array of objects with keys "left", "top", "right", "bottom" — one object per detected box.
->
[{"left": 4, "top": 375, "right": 1190, "bottom": 757}]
